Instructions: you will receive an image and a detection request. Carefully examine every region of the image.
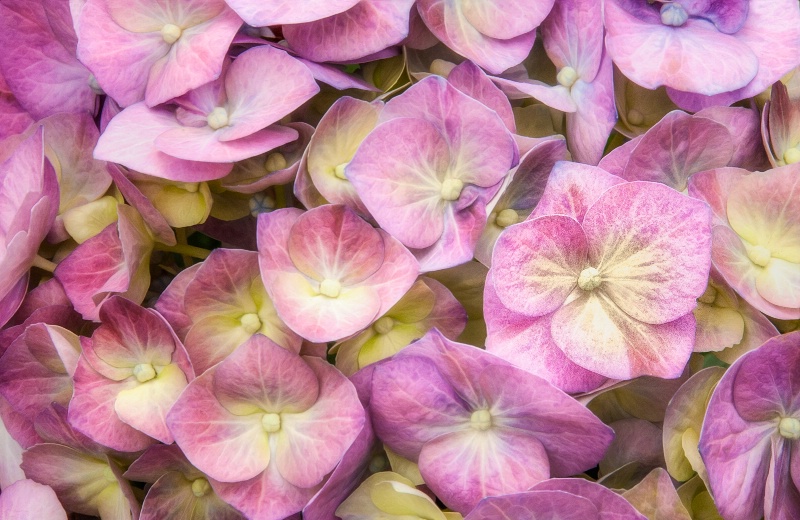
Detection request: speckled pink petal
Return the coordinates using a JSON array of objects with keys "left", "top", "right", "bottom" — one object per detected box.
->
[
  {"left": 584, "top": 181, "right": 712, "bottom": 323},
  {"left": 283, "top": 0, "right": 415, "bottom": 63},
  {"left": 530, "top": 161, "right": 625, "bottom": 222},
  {"left": 491, "top": 215, "right": 587, "bottom": 318},
  {"left": 604, "top": 0, "right": 758, "bottom": 95},
  {"left": 419, "top": 428, "right": 551, "bottom": 513},
  {"left": 552, "top": 291, "right": 697, "bottom": 379}
]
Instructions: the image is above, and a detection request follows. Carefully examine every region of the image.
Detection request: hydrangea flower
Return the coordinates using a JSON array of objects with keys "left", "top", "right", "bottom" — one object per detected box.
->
[
  {"left": 700, "top": 331, "right": 800, "bottom": 520},
  {"left": 486, "top": 164, "right": 712, "bottom": 383},
  {"left": 257, "top": 204, "right": 418, "bottom": 342},
  {"left": 369, "top": 329, "right": 613, "bottom": 513}
]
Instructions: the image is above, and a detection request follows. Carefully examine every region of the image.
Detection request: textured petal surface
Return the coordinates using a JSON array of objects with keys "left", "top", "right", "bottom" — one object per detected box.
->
[
  {"left": 223, "top": 0, "right": 359, "bottom": 25},
  {"left": 0, "top": 479, "right": 67, "bottom": 520}
]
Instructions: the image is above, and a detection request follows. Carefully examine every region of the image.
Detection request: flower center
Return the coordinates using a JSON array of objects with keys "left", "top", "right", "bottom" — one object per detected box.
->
[
  {"left": 191, "top": 478, "right": 211, "bottom": 497},
  {"left": 660, "top": 2, "right": 689, "bottom": 27},
  {"left": 784, "top": 147, "right": 800, "bottom": 165},
  {"left": 373, "top": 316, "right": 394, "bottom": 335},
  {"left": 779, "top": 417, "right": 800, "bottom": 440},
  {"left": 470, "top": 409, "right": 492, "bottom": 431},
  {"left": 240, "top": 313, "right": 262, "bottom": 335},
  {"left": 161, "top": 23, "right": 183, "bottom": 44},
  {"left": 577, "top": 267, "right": 602, "bottom": 291},
  {"left": 747, "top": 244, "right": 771, "bottom": 267},
  {"left": 334, "top": 162, "right": 349, "bottom": 180},
  {"left": 265, "top": 152, "right": 287, "bottom": 172},
  {"left": 495, "top": 208, "right": 520, "bottom": 228},
  {"left": 262, "top": 413, "right": 281, "bottom": 433},
  {"left": 249, "top": 192, "right": 275, "bottom": 216},
  {"left": 207, "top": 107, "right": 230, "bottom": 130},
  {"left": 319, "top": 278, "right": 342, "bottom": 298},
  {"left": 556, "top": 66, "right": 579, "bottom": 88},
  {"left": 133, "top": 363, "right": 156, "bottom": 383},
  {"left": 441, "top": 178, "right": 464, "bottom": 201}
]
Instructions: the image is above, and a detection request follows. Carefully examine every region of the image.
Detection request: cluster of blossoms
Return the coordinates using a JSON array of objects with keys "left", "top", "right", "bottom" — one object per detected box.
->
[{"left": 2, "top": 0, "right": 800, "bottom": 519}]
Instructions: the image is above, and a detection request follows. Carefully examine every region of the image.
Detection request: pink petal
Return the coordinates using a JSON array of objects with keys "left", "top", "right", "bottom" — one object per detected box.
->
[
  {"left": 461, "top": 0, "right": 553, "bottom": 40},
  {"left": 283, "top": 0, "right": 416, "bottom": 63},
  {"left": 491, "top": 215, "right": 587, "bottom": 317},
  {"left": 552, "top": 291, "right": 697, "bottom": 380},
  {"left": 604, "top": 0, "right": 758, "bottom": 95},
  {"left": 465, "top": 490, "right": 598, "bottom": 520},
  {"left": 541, "top": 0, "right": 603, "bottom": 80},
  {"left": 566, "top": 50, "right": 616, "bottom": 165},
  {"left": 531, "top": 161, "right": 625, "bottom": 222},
  {"left": 448, "top": 60, "right": 516, "bottom": 133},
  {"left": 219, "top": 46, "right": 319, "bottom": 142},
  {"left": 155, "top": 124, "right": 299, "bottom": 163},
  {"left": 94, "top": 103, "right": 232, "bottom": 181},
  {"left": 0, "top": 479, "right": 67, "bottom": 520},
  {"left": 223, "top": 0, "right": 360, "bottom": 26},
  {"left": 419, "top": 428, "right": 550, "bottom": 513},
  {"left": 166, "top": 369, "right": 271, "bottom": 483},
  {"left": 584, "top": 182, "right": 712, "bottom": 323},
  {"left": 275, "top": 357, "right": 364, "bottom": 488}
]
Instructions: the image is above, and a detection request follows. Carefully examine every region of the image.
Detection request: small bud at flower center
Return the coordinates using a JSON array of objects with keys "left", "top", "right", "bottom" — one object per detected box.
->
[
  {"left": 368, "top": 454, "right": 388, "bottom": 473},
  {"left": 265, "top": 153, "right": 288, "bottom": 172},
  {"left": 441, "top": 178, "right": 464, "bottom": 201},
  {"left": 556, "top": 66, "right": 579, "bottom": 88},
  {"left": 334, "top": 162, "right": 349, "bottom": 180},
  {"left": 430, "top": 59, "right": 457, "bottom": 78},
  {"left": 578, "top": 267, "right": 602, "bottom": 291},
  {"left": 262, "top": 412, "right": 281, "bottom": 433},
  {"left": 207, "top": 107, "right": 230, "bottom": 130},
  {"left": 373, "top": 316, "right": 394, "bottom": 335},
  {"left": 240, "top": 313, "right": 262, "bottom": 335},
  {"left": 660, "top": 3, "right": 689, "bottom": 27},
  {"left": 249, "top": 192, "right": 275, "bottom": 216},
  {"left": 495, "top": 208, "right": 519, "bottom": 228},
  {"left": 779, "top": 417, "right": 800, "bottom": 440},
  {"left": 470, "top": 409, "right": 492, "bottom": 431},
  {"left": 747, "top": 244, "right": 771, "bottom": 267},
  {"left": 161, "top": 23, "right": 182, "bottom": 44},
  {"left": 319, "top": 279, "right": 342, "bottom": 298},
  {"left": 133, "top": 363, "right": 156, "bottom": 383},
  {"left": 627, "top": 109, "right": 644, "bottom": 126},
  {"left": 784, "top": 147, "right": 800, "bottom": 165},
  {"left": 191, "top": 478, "right": 211, "bottom": 497}
]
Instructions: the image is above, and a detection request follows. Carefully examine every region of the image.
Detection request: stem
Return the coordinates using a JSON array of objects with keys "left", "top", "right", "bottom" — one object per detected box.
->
[
  {"left": 32, "top": 254, "right": 57, "bottom": 273},
  {"left": 155, "top": 243, "right": 211, "bottom": 260}
]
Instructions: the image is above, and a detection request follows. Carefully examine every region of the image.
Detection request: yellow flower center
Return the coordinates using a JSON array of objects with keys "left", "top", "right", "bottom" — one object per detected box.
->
[
  {"left": 779, "top": 417, "right": 800, "bottom": 440},
  {"left": 265, "top": 153, "right": 288, "bottom": 172},
  {"left": 191, "top": 478, "right": 211, "bottom": 497},
  {"left": 240, "top": 313, "right": 262, "bottom": 335},
  {"left": 160, "top": 23, "right": 182, "bottom": 44},
  {"left": 577, "top": 267, "right": 602, "bottom": 291},
  {"left": 207, "top": 107, "right": 230, "bottom": 130},
  {"left": 262, "top": 413, "right": 281, "bottom": 433},
  {"left": 133, "top": 363, "right": 156, "bottom": 383},
  {"left": 319, "top": 279, "right": 342, "bottom": 298},
  {"left": 747, "top": 244, "right": 771, "bottom": 267},
  {"left": 373, "top": 316, "right": 394, "bottom": 335},
  {"left": 440, "top": 178, "right": 464, "bottom": 201},
  {"left": 495, "top": 208, "right": 520, "bottom": 228},
  {"left": 557, "top": 66, "right": 579, "bottom": 88},
  {"left": 470, "top": 409, "right": 492, "bottom": 431}
]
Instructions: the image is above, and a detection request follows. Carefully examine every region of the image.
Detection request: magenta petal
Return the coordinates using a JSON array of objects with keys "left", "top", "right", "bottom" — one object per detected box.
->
[
  {"left": 465, "top": 490, "right": 598, "bottom": 520},
  {"left": 419, "top": 428, "right": 551, "bottom": 513},
  {"left": 491, "top": 215, "right": 587, "bottom": 318},
  {"left": 619, "top": 111, "right": 734, "bottom": 191},
  {"left": 370, "top": 355, "right": 469, "bottom": 459}
]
